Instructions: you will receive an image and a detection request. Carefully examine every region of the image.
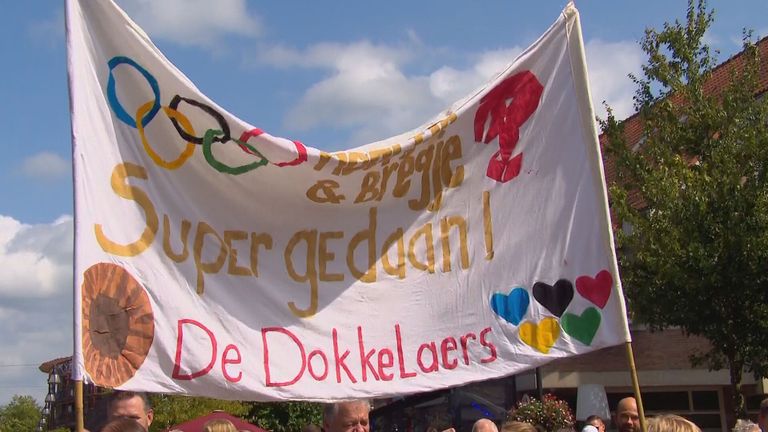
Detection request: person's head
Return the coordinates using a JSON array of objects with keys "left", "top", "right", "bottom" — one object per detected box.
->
[
  {"left": 759, "top": 398, "right": 768, "bottom": 431},
  {"left": 586, "top": 415, "right": 605, "bottom": 432},
  {"left": 302, "top": 424, "right": 322, "bottom": 432},
  {"left": 323, "top": 400, "right": 370, "bottom": 432},
  {"left": 646, "top": 414, "right": 700, "bottom": 432},
  {"left": 501, "top": 421, "right": 538, "bottom": 432},
  {"left": 733, "top": 419, "right": 761, "bottom": 432},
  {"left": 615, "top": 397, "right": 640, "bottom": 432},
  {"left": 100, "top": 417, "right": 147, "bottom": 432},
  {"left": 108, "top": 391, "right": 153, "bottom": 429},
  {"left": 472, "top": 419, "right": 499, "bottom": 432},
  {"left": 203, "top": 418, "right": 238, "bottom": 432}
]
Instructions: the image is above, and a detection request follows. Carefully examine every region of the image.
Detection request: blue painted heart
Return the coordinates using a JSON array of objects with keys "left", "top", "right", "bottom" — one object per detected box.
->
[
  {"left": 532, "top": 279, "right": 574, "bottom": 317},
  {"left": 491, "top": 287, "right": 530, "bottom": 326}
]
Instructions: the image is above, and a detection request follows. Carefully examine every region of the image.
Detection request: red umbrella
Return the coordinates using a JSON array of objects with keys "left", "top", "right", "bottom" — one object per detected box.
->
[{"left": 165, "top": 411, "right": 269, "bottom": 432}]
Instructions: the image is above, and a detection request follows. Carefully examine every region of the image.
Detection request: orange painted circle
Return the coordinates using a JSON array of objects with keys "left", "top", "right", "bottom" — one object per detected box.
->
[{"left": 81, "top": 263, "right": 154, "bottom": 387}]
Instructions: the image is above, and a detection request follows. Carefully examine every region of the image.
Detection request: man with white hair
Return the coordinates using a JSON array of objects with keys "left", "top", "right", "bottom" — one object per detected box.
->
[{"left": 323, "top": 400, "right": 370, "bottom": 432}]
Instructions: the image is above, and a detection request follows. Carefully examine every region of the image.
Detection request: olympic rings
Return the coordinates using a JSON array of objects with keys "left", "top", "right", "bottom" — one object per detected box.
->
[
  {"left": 203, "top": 129, "right": 269, "bottom": 175},
  {"left": 107, "top": 56, "right": 161, "bottom": 128},
  {"left": 106, "top": 55, "right": 308, "bottom": 174},
  {"left": 169, "top": 95, "right": 231, "bottom": 144},
  {"left": 136, "top": 102, "right": 196, "bottom": 170}
]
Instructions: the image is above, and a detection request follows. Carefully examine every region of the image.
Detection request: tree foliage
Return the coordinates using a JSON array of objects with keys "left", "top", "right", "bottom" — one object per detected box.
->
[
  {"left": 247, "top": 401, "right": 323, "bottom": 432},
  {"left": 0, "top": 395, "right": 41, "bottom": 432},
  {"left": 148, "top": 394, "right": 250, "bottom": 432},
  {"left": 147, "top": 394, "right": 321, "bottom": 432},
  {"left": 602, "top": 0, "right": 768, "bottom": 420}
]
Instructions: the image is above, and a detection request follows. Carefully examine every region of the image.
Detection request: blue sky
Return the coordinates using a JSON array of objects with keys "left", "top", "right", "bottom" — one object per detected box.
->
[{"left": 0, "top": 0, "right": 765, "bottom": 406}]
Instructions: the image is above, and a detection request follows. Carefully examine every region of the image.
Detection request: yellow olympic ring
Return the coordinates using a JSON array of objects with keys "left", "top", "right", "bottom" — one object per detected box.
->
[{"left": 136, "top": 101, "right": 196, "bottom": 170}]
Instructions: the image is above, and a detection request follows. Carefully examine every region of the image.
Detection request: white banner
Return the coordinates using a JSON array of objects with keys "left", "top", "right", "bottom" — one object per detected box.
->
[{"left": 68, "top": 0, "right": 630, "bottom": 401}]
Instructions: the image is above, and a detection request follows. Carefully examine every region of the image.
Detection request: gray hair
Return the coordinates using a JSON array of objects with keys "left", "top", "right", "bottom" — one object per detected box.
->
[{"left": 323, "top": 400, "right": 371, "bottom": 423}]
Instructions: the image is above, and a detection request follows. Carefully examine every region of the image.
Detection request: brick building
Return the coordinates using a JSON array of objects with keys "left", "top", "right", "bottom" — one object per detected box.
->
[{"left": 38, "top": 356, "right": 110, "bottom": 431}]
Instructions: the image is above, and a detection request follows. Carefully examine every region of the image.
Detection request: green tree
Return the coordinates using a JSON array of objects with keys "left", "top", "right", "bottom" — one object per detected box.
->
[
  {"left": 246, "top": 401, "right": 323, "bottom": 432},
  {"left": 148, "top": 394, "right": 250, "bottom": 432},
  {"left": 602, "top": 0, "right": 768, "bottom": 421},
  {"left": 0, "top": 395, "right": 41, "bottom": 432},
  {"left": 147, "top": 394, "right": 321, "bottom": 432}
]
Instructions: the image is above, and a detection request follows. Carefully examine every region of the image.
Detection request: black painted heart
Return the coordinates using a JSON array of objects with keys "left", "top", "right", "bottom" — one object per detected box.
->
[{"left": 532, "top": 279, "right": 574, "bottom": 317}]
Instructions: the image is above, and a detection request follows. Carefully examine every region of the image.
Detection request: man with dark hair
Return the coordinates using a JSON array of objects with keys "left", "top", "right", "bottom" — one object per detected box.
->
[
  {"left": 108, "top": 391, "right": 154, "bottom": 430},
  {"left": 323, "top": 400, "right": 370, "bottom": 432}
]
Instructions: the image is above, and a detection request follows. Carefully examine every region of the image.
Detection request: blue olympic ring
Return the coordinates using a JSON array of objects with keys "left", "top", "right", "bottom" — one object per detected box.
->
[{"left": 107, "top": 56, "right": 161, "bottom": 128}]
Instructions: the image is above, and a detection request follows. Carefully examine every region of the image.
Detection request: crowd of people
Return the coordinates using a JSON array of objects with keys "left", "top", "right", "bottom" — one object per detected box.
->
[
  {"left": 85, "top": 391, "right": 242, "bottom": 432},
  {"left": 87, "top": 390, "right": 768, "bottom": 432}
]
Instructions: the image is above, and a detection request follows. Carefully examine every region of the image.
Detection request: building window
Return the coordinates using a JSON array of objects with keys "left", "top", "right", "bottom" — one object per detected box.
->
[{"left": 607, "top": 389, "right": 723, "bottom": 432}]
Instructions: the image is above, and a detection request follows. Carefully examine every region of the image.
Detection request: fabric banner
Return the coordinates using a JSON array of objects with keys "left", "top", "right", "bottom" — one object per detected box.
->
[{"left": 68, "top": 0, "right": 630, "bottom": 401}]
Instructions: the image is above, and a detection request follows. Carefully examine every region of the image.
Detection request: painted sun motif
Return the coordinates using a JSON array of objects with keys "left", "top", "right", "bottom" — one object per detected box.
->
[{"left": 81, "top": 263, "right": 154, "bottom": 387}]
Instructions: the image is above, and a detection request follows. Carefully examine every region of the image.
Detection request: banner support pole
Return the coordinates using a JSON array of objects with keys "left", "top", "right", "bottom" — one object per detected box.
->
[
  {"left": 625, "top": 341, "right": 647, "bottom": 432},
  {"left": 75, "top": 380, "right": 84, "bottom": 432}
]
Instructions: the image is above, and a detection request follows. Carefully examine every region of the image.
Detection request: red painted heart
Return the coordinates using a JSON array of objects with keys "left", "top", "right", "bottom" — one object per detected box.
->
[{"left": 575, "top": 270, "right": 612, "bottom": 309}]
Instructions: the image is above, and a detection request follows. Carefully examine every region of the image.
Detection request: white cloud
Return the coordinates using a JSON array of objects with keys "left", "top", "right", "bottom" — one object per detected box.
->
[
  {"left": 20, "top": 152, "right": 70, "bottom": 180},
  {"left": 116, "top": 0, "right": 261, "bottom": 48},
  {"left": 258, "top": 41, "right": 412, "bottom": 70},
  {"left": 0, "top": 216, "right": 74, "bottom": 405},
  {"left": 262, "top": 41, "right": 437, "bottom": 144},
  {"left": 0, "top": 215, "right": 73, "bottom": 298},
  {"left": 429, "top": 48, "right": 524, "bottom": 104},
  {"left": 584, "top": 39, "right": 644, "bottom": 121},
  {"left": 263, "top": 37, "right": 642, "bottom": 144},
  {"left": 259, "top": 42, "right": 529, "bottom": 145}
]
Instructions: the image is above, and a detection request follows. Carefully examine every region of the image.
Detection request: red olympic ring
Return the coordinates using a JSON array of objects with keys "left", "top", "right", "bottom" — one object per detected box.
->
[{"left": 238, "top": 129, "right": 308, "bottom": 167}]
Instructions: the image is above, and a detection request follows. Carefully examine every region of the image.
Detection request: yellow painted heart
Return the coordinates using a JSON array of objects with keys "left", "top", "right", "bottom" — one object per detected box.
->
[{"left": 519, "top": 318, "right": 560, "bottom": 354}]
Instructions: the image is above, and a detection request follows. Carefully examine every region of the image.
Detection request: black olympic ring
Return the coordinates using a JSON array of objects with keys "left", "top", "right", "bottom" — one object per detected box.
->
[{"left": 168, "top": 95, "right": 231, "bottom": 144}]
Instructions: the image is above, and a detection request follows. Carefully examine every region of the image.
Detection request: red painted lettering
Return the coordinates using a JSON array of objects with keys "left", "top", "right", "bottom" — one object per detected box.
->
[
  {"left": 333, "top": 328, "right": 357, "bottom": 383},
  {"left": 262, "top": 327, "right": 306, "bottom": 387},
  {"left": 307, "top": 349, "right": 329, "bottom": 381},
  {"left": 357, "top": 326, "right": 380, "bottom": 382},
  {"left": 417, "top": 342, "right": 439, "bottom": 373},
  {"left": 377, "top": 349, "right": 394, "bottom": 381},
  {"left": 479, "top": 327, "right": 497, "bottom": 364},
  {"left": 172, "top": 319, "right": 217, "bottom": 381},
  {"left": 395, "top": 324, "right": 417, "bottom": 378},
  {"left": 460, "top": 332, "right": 476, "bottom": 365},
  {"left": 221, "top": 344, "right": 242, "bottom": 383},
  {"left": 440, "top": 337, "right": 458, "bottom": 369}
]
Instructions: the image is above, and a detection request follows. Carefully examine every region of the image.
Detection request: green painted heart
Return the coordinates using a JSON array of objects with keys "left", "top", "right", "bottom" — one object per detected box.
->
[{"left": 561, "top": 307, "right": 601, "bottom": 346}]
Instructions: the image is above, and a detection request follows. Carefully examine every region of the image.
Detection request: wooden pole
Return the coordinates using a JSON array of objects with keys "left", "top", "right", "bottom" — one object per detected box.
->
[
  {"left": 624, "top": 342, "right": 647, "bottom": 432},
  {"left": 75, "top": 380, "right": 84, "bottom": 432}
]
